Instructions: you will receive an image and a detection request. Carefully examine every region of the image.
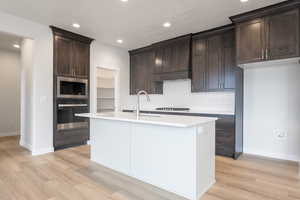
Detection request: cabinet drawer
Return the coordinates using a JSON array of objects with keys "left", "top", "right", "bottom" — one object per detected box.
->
[
  {"left": 55, "top": 128, "right": 89, "bottom": 147},
  {"left": 215, "top": 116, "right": 235, "bottom": 157}
]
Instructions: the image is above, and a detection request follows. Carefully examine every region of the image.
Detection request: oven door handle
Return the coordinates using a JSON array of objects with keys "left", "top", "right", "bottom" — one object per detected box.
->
[{"left": 58, "top": 104, "right": 88, "bottom": 108}]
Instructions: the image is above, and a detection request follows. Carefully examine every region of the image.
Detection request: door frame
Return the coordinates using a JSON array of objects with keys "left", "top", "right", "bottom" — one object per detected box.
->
[{"left": 91, "top": 66, "right": 120, "bottom": 113}]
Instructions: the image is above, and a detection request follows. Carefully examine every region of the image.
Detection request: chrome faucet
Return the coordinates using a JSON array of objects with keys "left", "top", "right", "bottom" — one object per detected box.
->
[{"left": 136, "top": 90, "right": 150, "bottom": 119}]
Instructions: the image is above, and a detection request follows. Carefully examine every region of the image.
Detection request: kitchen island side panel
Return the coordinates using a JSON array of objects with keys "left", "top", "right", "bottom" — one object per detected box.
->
[{"left": 89, "top": 118, "right": 215, "bottom": 200}]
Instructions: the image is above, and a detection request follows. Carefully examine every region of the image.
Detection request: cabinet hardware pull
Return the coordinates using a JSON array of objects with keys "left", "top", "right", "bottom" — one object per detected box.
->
[
  {"left": 58, "top": 104, "right": 88, "bottom": 108},
  {"left": 266, "top": 49, "right": 268, "bottom": 60},
  {"left": 262, "top": 49, "right": 264, "bottom": 60}
]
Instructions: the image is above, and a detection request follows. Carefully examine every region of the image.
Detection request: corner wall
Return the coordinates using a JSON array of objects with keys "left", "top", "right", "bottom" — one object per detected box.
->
[
  {"left": 20, "top": 38, "right": 34, "bottom": 150},
  {"left": 0, "top": 11, "right": 53, "bottom": 155},
  {"left": 244, "top": 63, "right": 300, "bottom": 161},
  {"left": 90, "top": 42, "right": 130, "bottom": 113}
]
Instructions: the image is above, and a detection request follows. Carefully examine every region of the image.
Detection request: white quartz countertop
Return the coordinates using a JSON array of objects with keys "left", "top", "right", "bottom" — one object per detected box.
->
[{"left": 76, "top": 112, "right": 217, "bottom": 128}]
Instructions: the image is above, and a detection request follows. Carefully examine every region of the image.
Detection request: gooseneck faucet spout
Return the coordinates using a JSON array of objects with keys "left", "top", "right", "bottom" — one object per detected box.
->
[{"left": 136, "top": 90, "right": 150, "bottom": 119}]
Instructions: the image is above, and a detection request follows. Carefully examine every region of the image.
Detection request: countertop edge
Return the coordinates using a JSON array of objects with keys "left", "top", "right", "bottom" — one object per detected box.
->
[
  {"left": 122, "top": 109, "right": 235, "bottom": 117},
  {"left": 76, "top": 113, "right": 218, "bottom": 128}
]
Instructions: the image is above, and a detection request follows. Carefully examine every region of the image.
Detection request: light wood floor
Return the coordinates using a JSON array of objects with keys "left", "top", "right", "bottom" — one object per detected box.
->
[{"left": 0, "top": 136, "right": 299, "bottom": 200}]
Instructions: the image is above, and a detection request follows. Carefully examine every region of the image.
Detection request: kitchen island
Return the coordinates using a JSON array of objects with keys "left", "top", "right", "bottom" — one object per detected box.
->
[{"left": 77, "top": 112, "right": 217, "bottom": 200}]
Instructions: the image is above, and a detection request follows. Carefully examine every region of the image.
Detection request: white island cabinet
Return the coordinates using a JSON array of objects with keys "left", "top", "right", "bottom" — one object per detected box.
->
[{"left": 77, "top": 112, "right": 217, "bottom": 200}]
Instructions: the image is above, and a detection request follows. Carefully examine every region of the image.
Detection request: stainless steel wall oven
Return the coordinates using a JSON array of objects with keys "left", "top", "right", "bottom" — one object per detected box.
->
[{"left": 57, "top": 103, "right": 89, "bottom": 131}]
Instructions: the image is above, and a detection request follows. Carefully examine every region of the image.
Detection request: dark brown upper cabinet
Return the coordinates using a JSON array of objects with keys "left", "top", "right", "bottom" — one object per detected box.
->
[
  {"left": 235, "top": 19, "right": 265, "bottom": 65},
  {"left": 51, "top": 26, "right": 93, "bottom": 78},
  {"left": 223, "top": 30, "right": 236, "bottom": 89},
  {"left": 230, "top": 1, "right": 300, "bottom": 65},
  {"left": 73, "top": 41, "right": 90, "bottom": 78},
  {"left": 206, "top": 34, "right": 223, "bottom": 90},
  {"left": 153, "top": 35, "right": 191, "bottom": 81},
  {"left": 129, "top": 47, "right": 163, "bottom": 95},
  {"left": 191, "top": 25, "right": 236, "bottom": 92},
  {"left": 191, "top": 38, "right": 207, "bottom": 92},
  {"left": 266, "top": 9, "right": 299, "bottom": 60},
  {"left": 54, "top": 35, "right": 73, "bottom": 77}
]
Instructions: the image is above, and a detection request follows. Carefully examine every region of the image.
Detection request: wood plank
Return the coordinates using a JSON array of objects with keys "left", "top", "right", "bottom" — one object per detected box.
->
[{"left": 0, "top": 136, "right": 299, "bottom": 200}]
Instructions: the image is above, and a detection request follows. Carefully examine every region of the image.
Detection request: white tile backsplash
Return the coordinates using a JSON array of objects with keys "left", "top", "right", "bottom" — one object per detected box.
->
[{"left": 121, "top": 79, "right": 235, "bottom": 114}]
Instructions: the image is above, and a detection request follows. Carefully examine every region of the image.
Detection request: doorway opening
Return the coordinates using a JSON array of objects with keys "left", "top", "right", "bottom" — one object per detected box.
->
[
  {"left": 96, "top": 67, "right": 118, "bottom": 113},
  {"left": 0, "top": 31, "right": 34, "bottom": 153},
  {"left": 0, "top": 31, "right": 22, "bottom": 141}
]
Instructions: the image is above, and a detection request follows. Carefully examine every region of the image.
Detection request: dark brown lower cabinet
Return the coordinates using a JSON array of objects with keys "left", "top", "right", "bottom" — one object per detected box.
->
[
  {"left": 55, "top": 128, "right": 89, "bottom": 148},
  {"left": 202, "top": 114, "right": 242, "bottom": 159},
  {"left": 215, "top": 116, "right": 236, "bottom": 158},
  {"left": 122, "top": 109, "right": 243, "bottom": 159}
]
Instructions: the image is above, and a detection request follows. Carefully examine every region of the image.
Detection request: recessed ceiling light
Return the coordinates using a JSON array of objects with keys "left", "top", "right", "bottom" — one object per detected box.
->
[
  {"left": 163, "top": 22, "right": 171, "bottom": 28},
  {"left": 13, "top": 44, "right": 20, "bottom": 49},
  {"left": 240, "top": 0, "right": 248, "bottom": 2},
  {"left": 117, "top": 39, "right": 123, "bottom": 44},
  {"left": 121, "top": 0, "right": 128, "bottom": 2},
  {"left": 72, "top": 23, "right": 80, "bottom": 28}
]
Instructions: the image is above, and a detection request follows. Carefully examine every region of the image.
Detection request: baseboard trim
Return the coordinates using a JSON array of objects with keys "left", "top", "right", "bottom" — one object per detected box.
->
[
  {"left": 0, "top": 131, "right": 20, "bottom": 137},
  {"left": 19, "top": 139, "right": 32, "bottom": 151},
  {"left": 197, "top": 180, "right": 216, "bottom": 200},
  {"left": 244, "top": 149, "right": 299, "bottom": 162},
  {"left": 31, "top": 147, "right": 54, "bottom": 156}
]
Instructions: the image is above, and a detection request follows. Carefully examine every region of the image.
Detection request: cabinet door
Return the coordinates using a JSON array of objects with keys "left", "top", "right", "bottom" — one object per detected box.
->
[
  {"left": 73, "top": 41, "right": 90, "bottom": 78},
  {"left": 191, "top": 38, "right": 207, "bottom": 92},
  {"left": 173, "top": 37, "right": 191, "bottom": 72},
  {"left": 223, "top": 30, "right": 236, "bottom": 89},
  {"left": 154, "top": 47, "right": 164, "bottom": 74},
  {"left": 207, "top": 35, "right": 223, "bottom": 90},
  {"left": 215, "top": 117, "right": 235, "bottom": 157},
  {"left": 154, "top": 36, "right": 190, "bottom": 75},
  {"left": 130, "top": 54, "right": 139, "bottom": 94},
  {"left": 54, "top": 36, "right": 73, "bottom": 76},
  {"left": 236, "top": 19, "right": 265, "bottom": 65},
  {"left": 266, "top": 9, "right": 299, "bottom": 60},
  {"left": 163, "top": 44, "right": 174, "bottom": 73},
  {"left": 142, "top": 50, "right": 156, "bottom": 94},
  {"left": 130, "top": 50, "right": 156, "bottom": 94}
]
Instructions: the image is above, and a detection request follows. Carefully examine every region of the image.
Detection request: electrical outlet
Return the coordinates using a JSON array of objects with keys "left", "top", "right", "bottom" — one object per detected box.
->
[{"left": 274, "top": 129, "right": 287, "bottom": 140}]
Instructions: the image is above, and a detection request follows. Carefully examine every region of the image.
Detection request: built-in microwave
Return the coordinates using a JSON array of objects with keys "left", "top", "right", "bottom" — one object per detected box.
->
[{"left": 57, "top": 77, "right": 88, "bottom": 99}]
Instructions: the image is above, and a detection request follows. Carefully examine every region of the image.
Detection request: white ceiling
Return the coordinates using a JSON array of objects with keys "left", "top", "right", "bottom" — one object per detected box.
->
[
  {"left": 0, "top": 31, "right": 22, "bottom": 52},
  {"left": 0, "top": 0, "right": 285, "bottom": 50}
]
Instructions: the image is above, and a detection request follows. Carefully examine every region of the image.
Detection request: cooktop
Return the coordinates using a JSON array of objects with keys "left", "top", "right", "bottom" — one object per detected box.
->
[{"left": 156, "top": 107, "right": 190, "bottom": 111}]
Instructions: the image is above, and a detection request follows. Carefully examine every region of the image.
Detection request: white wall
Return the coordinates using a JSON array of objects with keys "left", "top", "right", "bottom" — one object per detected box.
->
[
  {"left": 244, "top": 63, "right": 300, "bottom": 162},
  {"left": 90, "top": 42, "right": 129, "bottom": 113},
  {"left": 0, "top": 11, "right": 53, "bottom": 155},
  {"left": 0, "top": 49, "right": 21, "bottom": 136},
  {"left": 122, "top": 79, "right": 235, "bottom": 113}
]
